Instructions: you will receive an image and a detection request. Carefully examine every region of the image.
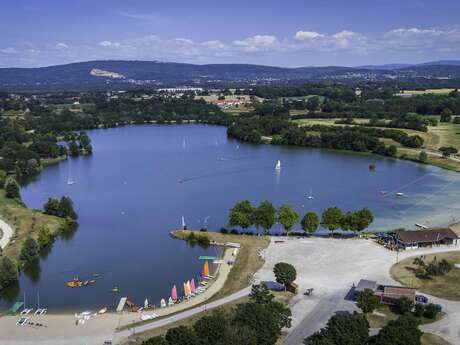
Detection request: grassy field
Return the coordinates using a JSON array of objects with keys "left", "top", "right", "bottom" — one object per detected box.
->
[
  {"left": 173, "top": 230, "right": 270, "bottom": 301},
  {"left": 367, "top": 304, "right": 443, "bottom": 329},
  {"left": 0, "top": 190, "right": 66, "bottom": 260},
  {"left": 293, "top": 118, "right": 460, "bottom": 172},
  {"left": 391, "top": 251, "right": 460, "bottom": 301},
  {"left": 399, "top": 89, "right": 457, "bottom": 96},
  {"left": 421, "top": 333, "right": 451, "bottom": 345}
]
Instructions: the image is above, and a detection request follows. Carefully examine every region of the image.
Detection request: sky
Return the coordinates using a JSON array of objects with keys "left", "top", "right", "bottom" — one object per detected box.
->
[{"left": 1, "top": 0, "right": 460, "bottom": 68}]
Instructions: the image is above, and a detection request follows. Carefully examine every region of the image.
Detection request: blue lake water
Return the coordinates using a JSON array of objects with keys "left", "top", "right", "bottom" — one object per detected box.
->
[{"left": 1, "top": 124, "right": 460, "bottom": 311}]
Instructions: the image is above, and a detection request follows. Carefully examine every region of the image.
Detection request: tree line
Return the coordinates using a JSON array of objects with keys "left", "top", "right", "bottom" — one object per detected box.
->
[
  {"left": 228, "top": 200, "right": 374, "bottom": 234},
  {"left": 142, "top": 284, "right": 291, "bottom": 345}
]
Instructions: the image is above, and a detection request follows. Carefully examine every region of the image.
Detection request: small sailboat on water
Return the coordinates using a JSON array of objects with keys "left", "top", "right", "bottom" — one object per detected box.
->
[
  {"left": 275, "top": 160, "right": 281, "bottom": 171},
  {"left": 67, "top": 160, "right": 75, "bottom": 185},
  {"left": 306, "top": 189, "right": 314, "bottom": 200},
  {"left": 181, "top": 216, "right": 187, "bottom": 230}
]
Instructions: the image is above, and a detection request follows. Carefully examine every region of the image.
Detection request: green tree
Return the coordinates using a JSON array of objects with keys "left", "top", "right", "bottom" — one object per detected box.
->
[
  {"left": 229, "top": 200, "right": 254, "bottom": 230},
  {"left": 371, "top": 314, "right": 421, "bottom": 345},
  {"left": 20, "top": 237, "right": 39, "bottom": 265},
  {"left": 439, "top": 146, "right": 458, "bottom": 157},
  {"left": 321, "top": 207, "right": 343, "bottom": 232},
  {"left": 356, "top": 289, "right": 380, "bottom": 314},
  {"left": 395, "top": 296, "right": 414, "bottom": 315},
  {"left": 165, "top": 325, "right": 198, "bottom": 345},
  {"left": 193, "top": 311, "right": 228, "bottom": 345},
  {"left": 273, "top": 262, "right": 297, "bottom": 288},
  {"left": 4, "top": 177, "right": 20, "bottom": 199},
  {"left": 301, "top": 211, "right": 320, "bottom": 234},
  {"left": 0, "top": 257, "right": 19, "bottom": 289},
  {"left": 423, "top": 303, "right": 442, "bottom": 319},
  {"left": 43, "top": 197, "right": 60, "bottom": 216},
  {"left": 418, "top": 151, "right": 428, "bottom": 163},
  {"left": 142, "top": 336, "right": 168, "bottom": 345},
  {"left": 309, "top": 313, "right": 369, "bottom": 345},
  {"left": 68, "top": 141, "right": 80, "bottom": 156},
  {"left": 234, "top": 292, "right": 291, "bottom": 345},
  {"left": 0, "top": 170, "right": 7, "bottom": 188},
  {"left": 37, "top": 228, "right": 54, "bottom": 249},
  {"left": 277, "top": 204, "right": 299, "bottom": 234},
  {"left": 59, "top": 196, "right": 77, "bottom": 219},
  {"left": 440, "top": 108, "right": 453, "bottom": 123},
  {"left": 307, "top": 96, "right": 320, "bottom": 113},
  {"left": 252, "top": 201, "right": 276, "bottom": 234}
]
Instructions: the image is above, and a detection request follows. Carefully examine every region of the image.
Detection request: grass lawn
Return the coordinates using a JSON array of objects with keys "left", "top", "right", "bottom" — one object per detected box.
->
[
  {"left": 0, "top": 190, "right": 66, "bottom": 260},
  {"left": 391, "top": 251, "right": 460, "bottom": 301},
  {"left": 421, "top": 333, "right": 451, "bottom": 345},
  {"left": 367, "top": 304, "right": 443, "bottom": 329},
  {"left": 173, "top": 230, "right": 270, "bottom": 301}
]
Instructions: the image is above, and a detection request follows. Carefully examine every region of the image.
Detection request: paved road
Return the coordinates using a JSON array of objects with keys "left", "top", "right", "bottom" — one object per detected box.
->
[
  {"left": 284, "top": 290, "right": 357, "bottom": 345},
  {"left": 114, "top": 286, "right": 252, "bottom": 344},
  {"left": 0, "top": 218, "right": 13, "bottom": 249}
]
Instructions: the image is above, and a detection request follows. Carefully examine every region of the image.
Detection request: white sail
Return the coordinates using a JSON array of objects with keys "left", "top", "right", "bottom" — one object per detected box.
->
[
  {"left": 181, "top": 216, "right": 186, "bottom": 229},
  {"left": 275, "top": 160, "right": 281, "bottom": 170},
  {"left": 67, "top": 160, "right": 75, "bottom": 185}
]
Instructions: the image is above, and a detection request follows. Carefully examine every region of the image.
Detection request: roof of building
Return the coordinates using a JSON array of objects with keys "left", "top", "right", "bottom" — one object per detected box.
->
[
  {"left": 395, "top": 228, "right": 459, "bottom": 244},
  {"left": 355, "top": 279, "right": 378, "bottom": 292},
  {"left": 383, "top": 286, "right": 416, "bottom": 300}
]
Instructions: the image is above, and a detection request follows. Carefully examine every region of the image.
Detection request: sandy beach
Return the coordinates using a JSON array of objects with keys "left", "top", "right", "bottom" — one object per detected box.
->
[{"left": 0, "top": 218, "right": 13, "bottom": 249}]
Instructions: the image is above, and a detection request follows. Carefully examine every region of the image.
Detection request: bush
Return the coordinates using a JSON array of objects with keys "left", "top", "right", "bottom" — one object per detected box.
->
[
  {"left": 20, "top": 237, "right": 39, "bottom": 265},
  {"left": 423, "top": 303, "right": 442, "bottom": 319},
  {"left": 0, "top": 257, "right": 19, "bottom": 290},
  {"left": 230, "top": 229, "right": 240, "bottom": 235},
  {"left": 219, "top": 227, "right": 228, "bottom": 234},
  {"left": 4, "top": 177, "right": 21, "bottom": 199},
  {"left": 37, "top": 228, "right": 54, "bottom": 249},
  {"left": 357, "top": 289, "right": 380, "bottom": 314},
  {"left": 196, "top": 234, "right": 211, "bottom": 247},
  {"left": 413, "top": 304, "right": 425, "bottom": 317},
  {"left": 395, "top": 296, "right": 414, "bottom": 315}
]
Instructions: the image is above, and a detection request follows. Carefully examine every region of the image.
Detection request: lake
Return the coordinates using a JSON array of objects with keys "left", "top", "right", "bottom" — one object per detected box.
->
[{"left": 2, "top": 124, "right": 460, "bottom": 311}]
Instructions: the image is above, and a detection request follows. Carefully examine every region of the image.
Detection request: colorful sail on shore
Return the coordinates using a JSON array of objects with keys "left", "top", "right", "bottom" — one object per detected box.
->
[
  {"left": 190, "top": 279, "right": 196, "bottom": 294},
  {"left": 183, "top": 282, "right": 188, "bottom": 296},
  {"left": 160, "top": 298, "right": 166, "bottom": 308},
  {"left": 186, "top": 280, "right": 192, "bottom": 295},
  {"left": 171, "top": 285, "right": 178, "bottom": 301},
  {"left": 202, "top": 261, "right": 210, "bottom": 277}
]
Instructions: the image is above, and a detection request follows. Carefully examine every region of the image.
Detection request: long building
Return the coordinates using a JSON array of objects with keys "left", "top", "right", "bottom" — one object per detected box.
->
[{"left": 394, "top": 228, "right": 459, "bottom": 250}]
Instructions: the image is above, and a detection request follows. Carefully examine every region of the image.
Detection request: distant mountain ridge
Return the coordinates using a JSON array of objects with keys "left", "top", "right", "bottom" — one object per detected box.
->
[{"left": 1, "top": 59, "right": 460, "bottom": 90}]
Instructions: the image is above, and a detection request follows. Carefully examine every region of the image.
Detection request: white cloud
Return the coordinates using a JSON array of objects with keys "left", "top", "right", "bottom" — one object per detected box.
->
[
  {"left": 233, "top": 35, "right": 279, "bottom": 52},
  {"left": 56, "top": 42, "right": 69, "bottom": 49},
  {"left": 99, "top": 40, "right": 121, "bottom": 48},
  {"left": 0, "top": 47, "right": 17, "bottom": 54},
  {"left": 382, "top": 27, "right": 460, "bottom": 51},
  {"left": 294, "top": 31, "right": 324, "bottom": 40}
]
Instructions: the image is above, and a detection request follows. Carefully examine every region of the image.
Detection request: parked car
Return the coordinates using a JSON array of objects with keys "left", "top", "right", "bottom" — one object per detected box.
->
[{"left": 416, "top": 294, "right": 428, "bottom": 304}]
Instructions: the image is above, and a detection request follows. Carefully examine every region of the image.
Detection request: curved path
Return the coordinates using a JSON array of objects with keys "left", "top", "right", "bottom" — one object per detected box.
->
[{"left": 0, "top": 218, "right": 13, "bottom": 249}]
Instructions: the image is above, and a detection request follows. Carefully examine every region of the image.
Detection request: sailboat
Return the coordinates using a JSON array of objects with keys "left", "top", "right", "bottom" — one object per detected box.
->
[
  {"left": 275, "top": 160, "right": 281, "bottom": 171},
  {"left": 306, "top": 189, "right": 314, "bottom": 200},
  {"left": 181, "top": 216, "right": 186, "bottom": 230},
  {"left": 67, "top": 160, "right": 75, "bottom": 185}
]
